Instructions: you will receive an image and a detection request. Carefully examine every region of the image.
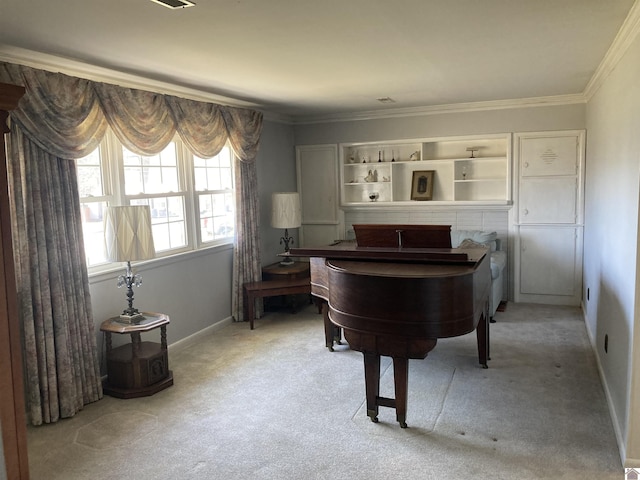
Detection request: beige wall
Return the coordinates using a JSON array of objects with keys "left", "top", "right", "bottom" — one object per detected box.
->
[{"left": 585, "top": 29, "right": 640, "bottom": 466}]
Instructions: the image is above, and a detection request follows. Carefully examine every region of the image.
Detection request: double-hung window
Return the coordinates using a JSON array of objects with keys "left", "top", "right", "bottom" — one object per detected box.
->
[
  {"left": 194, "top": 148, "right": 235, "bottom": 244},
  {"left": 125, "top": 142, "right": 187, "bottom": 253},
  {"left": 77, "top": 147, "right": 111, "bottom": 267},
  {"left": 76, "top": 131, "right": 235, "bottom": 272}
]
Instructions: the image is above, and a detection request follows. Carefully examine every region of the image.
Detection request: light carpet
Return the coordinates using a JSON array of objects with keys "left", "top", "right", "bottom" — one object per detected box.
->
[{"left": 27, "top": 303, "right": 623, "bottom": 479}]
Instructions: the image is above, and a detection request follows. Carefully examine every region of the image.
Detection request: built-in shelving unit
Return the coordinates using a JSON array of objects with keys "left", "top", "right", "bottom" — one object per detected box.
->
[{"left": 340, "top": 134, "right": 511, "bottom": 206}]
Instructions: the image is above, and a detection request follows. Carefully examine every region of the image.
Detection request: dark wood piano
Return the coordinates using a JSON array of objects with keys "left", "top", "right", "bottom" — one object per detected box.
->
[{"left": 288, "top": 224, "right": 491, "bottom": 428}]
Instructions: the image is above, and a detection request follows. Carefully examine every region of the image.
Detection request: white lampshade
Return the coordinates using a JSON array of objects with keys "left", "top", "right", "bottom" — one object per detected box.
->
[
  {"left": 104, "top": 205, "right": 156, "bottom": 262},
  {"left": 271, "top": 192, "right": 301, "bottom": 229}
]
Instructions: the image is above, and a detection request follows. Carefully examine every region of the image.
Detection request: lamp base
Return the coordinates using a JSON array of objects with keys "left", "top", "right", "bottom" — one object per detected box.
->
[
  {"left": 279, "top": 256, "right": 295, "bottom": 266},
  {"left": 117, "top": 312, "right": 145, "bottom": 324}
]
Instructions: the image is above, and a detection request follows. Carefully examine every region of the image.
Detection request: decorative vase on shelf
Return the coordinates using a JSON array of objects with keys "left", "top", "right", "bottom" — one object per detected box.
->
[
  {"left": 364, "top": 170, "right": 375, "bottom": 182},
  {"left": 410, "top": 151, "right": 420, "bottom": 161}
]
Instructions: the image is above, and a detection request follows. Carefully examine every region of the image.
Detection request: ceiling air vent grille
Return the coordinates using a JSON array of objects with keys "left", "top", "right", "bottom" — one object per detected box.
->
[{"left": 149, "top": 0, "right": 195, "bottom": 9}]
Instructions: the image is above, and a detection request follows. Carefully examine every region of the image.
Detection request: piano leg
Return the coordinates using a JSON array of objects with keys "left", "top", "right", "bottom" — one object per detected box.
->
[
  {"left": 488, "top": 303, "right": 491, "bottom": 361},
  {"left": 392, "top": 357, "right": 409, "bottom": 428},
  {"left": 321, "top": 301, "right": 342, "bottom": 351},
  {"left": 321, "top": 301, "right": 333, "bottom": 351},
  {"left": 363, "top": 352, "right": 381, "bottom": 423},
  {"left": 363, "top": 353, "right": 409, "bottom": 428},
  {"left": 312, "top": 296, "right": 323, "bottom": 314},
  {"left": 476, "top": 306, "right": 490, "bottom": 369}
]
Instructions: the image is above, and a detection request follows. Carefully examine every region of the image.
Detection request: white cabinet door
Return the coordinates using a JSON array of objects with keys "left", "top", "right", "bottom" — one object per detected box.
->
[
  {"left": 296, "top": 145, "right": 341, "bottom": 247},
  {"left": 520, "top": 135, "right": 579, "bottom": 177},
  {"left": 519, "top": 177, "right": 577, "bottom": 224},
  {"left": 519, "top": 226, "right": 578, "bottom": 297}
]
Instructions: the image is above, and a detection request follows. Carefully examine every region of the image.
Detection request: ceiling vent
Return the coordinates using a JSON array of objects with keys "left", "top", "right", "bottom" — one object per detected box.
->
[
  {"left": 149, "top": 0, "right": 195, "bottom": 9},
  {"left": 376, "top": 97, "right": 396, "bottom": 104}
]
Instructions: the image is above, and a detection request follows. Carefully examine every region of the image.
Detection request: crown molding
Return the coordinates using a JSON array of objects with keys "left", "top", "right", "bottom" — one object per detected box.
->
[
  {"left": 0, "top": 45, "right": 293, "bottom": 123},
  {"left": 584, "top": 0, "right": 640, "bottom": 101},
  {"left": 0, "top": 45, "right": 250, "bottom": 106},
  {"left": 5, "top": 20, "right": 635, "bottom": 129},
  {"left": 292, "top": 94, "right": 587, "bottom": 125}
]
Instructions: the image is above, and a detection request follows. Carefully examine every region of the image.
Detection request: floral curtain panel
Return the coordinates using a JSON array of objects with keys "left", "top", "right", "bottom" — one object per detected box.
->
[
  {"left": 8, "top": 127, "right": 102, "bottom": 423},
  {"left": 0, "top": 61, "right": 263, "bottom": 424},
  {"left": 232, "top": 159, "right": 262, "bottom": 322}
]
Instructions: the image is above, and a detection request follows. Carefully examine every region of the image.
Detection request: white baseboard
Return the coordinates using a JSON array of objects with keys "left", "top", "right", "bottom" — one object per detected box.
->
[
  {"left": 581, "top": 302, "right": 628, "bottom": 466},
  {"left": 168, "top": 316, "right": 234, "bottom": 355}
]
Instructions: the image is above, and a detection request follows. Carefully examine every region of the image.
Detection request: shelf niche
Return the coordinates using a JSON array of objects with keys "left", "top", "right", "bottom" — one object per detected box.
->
[{"left": 340, "top": 134, "right": 511, "bottom": 206}]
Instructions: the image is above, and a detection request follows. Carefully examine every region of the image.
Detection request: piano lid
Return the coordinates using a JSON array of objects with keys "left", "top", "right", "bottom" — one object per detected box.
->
[
  {"left": 288, "top": 242, "right": 487, "bottom": 265},
  {"left": 326, "top": 258, "right": 485, "bottom": 278},
  {"left": 288, "top": 224, "right": 488, "bottom": 265}
]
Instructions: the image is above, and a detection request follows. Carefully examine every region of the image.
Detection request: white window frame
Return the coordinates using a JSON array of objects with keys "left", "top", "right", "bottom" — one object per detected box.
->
[
  {"left": 192, "top": 146, "right": 236, "bottom": 245},
  {"left": 77, "top": 130, "right": 235, "bottom": 274}
]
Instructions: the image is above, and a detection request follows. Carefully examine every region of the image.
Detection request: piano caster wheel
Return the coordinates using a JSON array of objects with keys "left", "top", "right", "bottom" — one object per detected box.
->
[
  {"left": 400, "top": 422, "right": 408, "bottom": 429},
  {"left": 482, "top": 364, "right": 488, "bottom": 369},
  {"left": 328, "top": 346, "right": 334, "bottom": 352},
  {"left": 370, "top": 416, "right": 378, "bottom": 423}
]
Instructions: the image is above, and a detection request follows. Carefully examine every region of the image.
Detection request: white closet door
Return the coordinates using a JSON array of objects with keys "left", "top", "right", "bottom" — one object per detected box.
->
[{"left": 296, "top": 145, "right": 341, "bottom": 247}]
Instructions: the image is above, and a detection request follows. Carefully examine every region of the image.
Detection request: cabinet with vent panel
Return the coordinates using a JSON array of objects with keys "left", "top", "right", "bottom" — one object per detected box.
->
[{"left": 513, "top": 130, "right": 585, "bottom": 306}]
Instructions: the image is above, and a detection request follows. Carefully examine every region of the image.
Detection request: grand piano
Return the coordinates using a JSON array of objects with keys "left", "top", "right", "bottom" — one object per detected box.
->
[{"left": 288, "top": 224, "right": 491, "bottom": 428}]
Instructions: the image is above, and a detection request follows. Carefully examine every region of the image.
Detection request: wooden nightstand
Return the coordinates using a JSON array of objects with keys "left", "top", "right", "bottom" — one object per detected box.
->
[
  {"left": 262, "top": 262, "right": 311, "bottom": 312},
  {"left": 243, "top": 262, "right": 314, "bottom": 329},
  {"left": 100, "top": 312, "right": 173, "bottom": 399},
  {"left": 262, "top": 261, "right": 310, "bottom": 281}
]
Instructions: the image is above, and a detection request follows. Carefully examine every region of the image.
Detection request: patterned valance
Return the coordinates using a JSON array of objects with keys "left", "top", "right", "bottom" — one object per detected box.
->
[{"left": 0, "top": 61, "right": 263, "bottom": 162}]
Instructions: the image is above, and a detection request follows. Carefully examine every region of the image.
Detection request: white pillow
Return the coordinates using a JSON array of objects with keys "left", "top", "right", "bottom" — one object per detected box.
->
[
  {"left": 451, "top": 230, "right": 498, "bottom": 250},
  {"left": 458, "top": 238, "right": 488, "bottom": 249}
]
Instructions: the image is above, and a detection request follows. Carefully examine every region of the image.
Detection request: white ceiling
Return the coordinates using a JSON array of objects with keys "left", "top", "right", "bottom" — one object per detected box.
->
[{"left": 0, "top": 0, "right": 636, "bottom": 121}]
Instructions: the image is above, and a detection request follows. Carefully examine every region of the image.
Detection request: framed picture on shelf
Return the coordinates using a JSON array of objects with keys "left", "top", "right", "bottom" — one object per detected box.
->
[{"left": 411, "top": 170, "right": 435, "bottom": 201}]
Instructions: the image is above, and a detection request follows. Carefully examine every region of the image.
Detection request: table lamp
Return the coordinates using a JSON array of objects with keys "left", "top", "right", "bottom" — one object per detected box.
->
[
  {"left": 104, "top": 205, "right": 156, "bottom": 323},
  {"left": 271, "top": 192, "right": 301, "bottom": 266}
]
